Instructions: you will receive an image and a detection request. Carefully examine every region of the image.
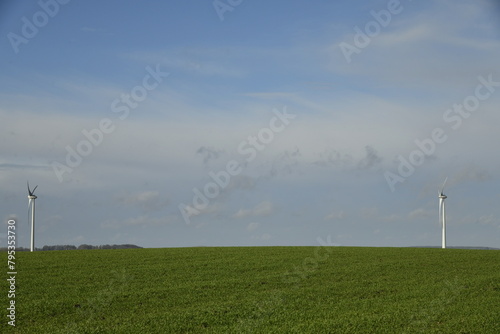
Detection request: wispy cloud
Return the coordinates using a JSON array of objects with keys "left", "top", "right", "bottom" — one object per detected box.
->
[
  {"left": 101, "top": 214, "right": 176, "bottom": 229},
  {"left": 329, "top": 2, "right": 500, "bottom": 93},
  {"left": 127, "top": 50, "right": 246, "bottom": 77},
  {"left": 477, "top": 214, "right": 496, "bottom": 225},
  {"left": 408, "top": 208, "right": 433, "bottom": 220},
  {"left": 449, "top": 167, "right": 492, "bottom": 187},
  {"left": 246, "top": 222, "right": 260, "bottom": 232},
  {"left": 1, "top": 0, "right": 499, "bottom": 248},
  {"left": 252, "top": 233, "right": 271, "bottom": 241},
  {"left": 0, "top": 162, "right": 50, "bottom": 170},
  {"left": 324, "top": 210, "right": 345, "bottom": 221},
  {"left": 116, "top": 191, "right": 169, "bottom": 213},
  {"left": 233, "top": 201, "right": 274, "bottom": 219}
]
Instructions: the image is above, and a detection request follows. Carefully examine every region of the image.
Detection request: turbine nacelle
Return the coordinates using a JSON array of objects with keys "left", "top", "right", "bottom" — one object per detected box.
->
[{"left": 27, "top": 182, "right": 38, "bottom": 198}]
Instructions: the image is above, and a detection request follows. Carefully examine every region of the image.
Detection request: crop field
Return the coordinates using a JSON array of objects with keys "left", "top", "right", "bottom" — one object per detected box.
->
[{"left": 2, "top": 247, "right": 499, "bottom": 333}]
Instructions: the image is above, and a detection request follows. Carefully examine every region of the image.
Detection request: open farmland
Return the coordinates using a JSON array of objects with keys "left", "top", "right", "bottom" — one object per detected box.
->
[{"left": 2, "top": 247, "right": 499, "bottom": 333}]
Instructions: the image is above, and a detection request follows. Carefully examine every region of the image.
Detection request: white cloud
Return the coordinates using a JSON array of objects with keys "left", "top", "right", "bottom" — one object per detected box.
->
[
  {"left": 116, "top": 191, "right": 169, "bottom": 213},
  {"left": 246, "top": 222, "right": 260, "bottom": 232},
  {"left": 361, "top": 207, "right": 379, "bottom": 220},
  {"left": 252, "top": 233, "right": 271, "bottom": 241},
  {"left": 127, "top": 50, "right": 245, "bottom": 77},
  {"left": 408, "top": 208, "right": 433, "bottom": 220},
  {"left": 450, "top": 167, "right": 492, "bottom": 187},
  {"left": 324, "top": 210, "right": 345, "bottom": 221},
  {"left": 477, "top": 215, "right": 497, "bottom": 226},
  {"left": 329, "top": 1, "right": 500, "bottom": 93},
  {"left": 233, "top": 201, "right": 274, "bottom": 219},
  {"left": 233, "top": 209, "right": 250, "bottom": 219},
  {"left": 381, "top": 214, "right": 401, "bottom": 223},
  {"left": 377, "top": 23, "right": 432, "bottom": 46},
  {"left": 101, "top": 215, "right": 175, "bottom": 229}
]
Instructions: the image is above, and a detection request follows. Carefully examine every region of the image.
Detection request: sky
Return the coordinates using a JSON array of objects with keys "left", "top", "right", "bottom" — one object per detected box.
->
[{"left": 1, "top": 0, "right": 500, "bottom": 249}]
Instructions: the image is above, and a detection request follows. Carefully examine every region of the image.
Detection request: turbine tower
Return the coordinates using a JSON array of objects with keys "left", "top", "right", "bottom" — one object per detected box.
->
[
  {"left": 438, "top": 177, "right": 448, "bottom": 249},
  {"left": 27, "top": 182, "right": 38, "bottom": 252}
]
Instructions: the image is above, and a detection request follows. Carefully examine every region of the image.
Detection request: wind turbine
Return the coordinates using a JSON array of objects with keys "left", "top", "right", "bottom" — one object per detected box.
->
[
  {"left": 27, "top": 182, "right": 38, "bottom": 252},
  {"left": 438, "top": 177, "right": 448, "bottom": 249}
]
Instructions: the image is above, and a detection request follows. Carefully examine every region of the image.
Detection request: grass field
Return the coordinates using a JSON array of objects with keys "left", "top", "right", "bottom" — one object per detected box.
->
[{"left": 2, "top": 247, "right": 499, "bottom": 333}]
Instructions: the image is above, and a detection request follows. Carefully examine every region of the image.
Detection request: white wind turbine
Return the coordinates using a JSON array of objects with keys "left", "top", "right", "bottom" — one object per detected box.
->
[
  {"left": 28, "top": 182, "right": 38, "bottom": 252},
  {"left": 438, "top": 177, "right": 448, "bottom": 249}
]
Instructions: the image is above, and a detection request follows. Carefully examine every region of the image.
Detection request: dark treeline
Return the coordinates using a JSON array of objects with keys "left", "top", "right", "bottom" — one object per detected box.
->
[{"left": 1, "top": 244, "right": 142, "bottom": 251}]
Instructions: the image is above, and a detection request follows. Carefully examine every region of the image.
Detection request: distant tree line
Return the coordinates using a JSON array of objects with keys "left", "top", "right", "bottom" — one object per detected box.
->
[
  {"left": 75, "top": 244, "right": 143, "bottom": 250},
  {"left": 0, "top": 244, "right": 142, "bottom": 251}
]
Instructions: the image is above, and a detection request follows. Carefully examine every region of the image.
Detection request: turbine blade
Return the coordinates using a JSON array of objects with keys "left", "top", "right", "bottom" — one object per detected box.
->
[
  {"left": 32, "top": 185, "right": 38, "bottom": 194},
  {"left": 27, "top": 181, "right": 31, "bottom": 195},
  {"left": 440, "top": 177, "right": 448, "bottom": 194}
]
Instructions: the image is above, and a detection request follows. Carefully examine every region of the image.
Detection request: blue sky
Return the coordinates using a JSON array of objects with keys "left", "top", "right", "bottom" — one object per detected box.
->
[{"left": 1, "top": 0, "right": 500, "bottom": 248}]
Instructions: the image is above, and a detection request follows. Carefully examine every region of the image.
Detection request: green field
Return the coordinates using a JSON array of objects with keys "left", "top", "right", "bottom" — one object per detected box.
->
[{"left": 2, "top": 247, "right": 499, "bottom": 333}]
